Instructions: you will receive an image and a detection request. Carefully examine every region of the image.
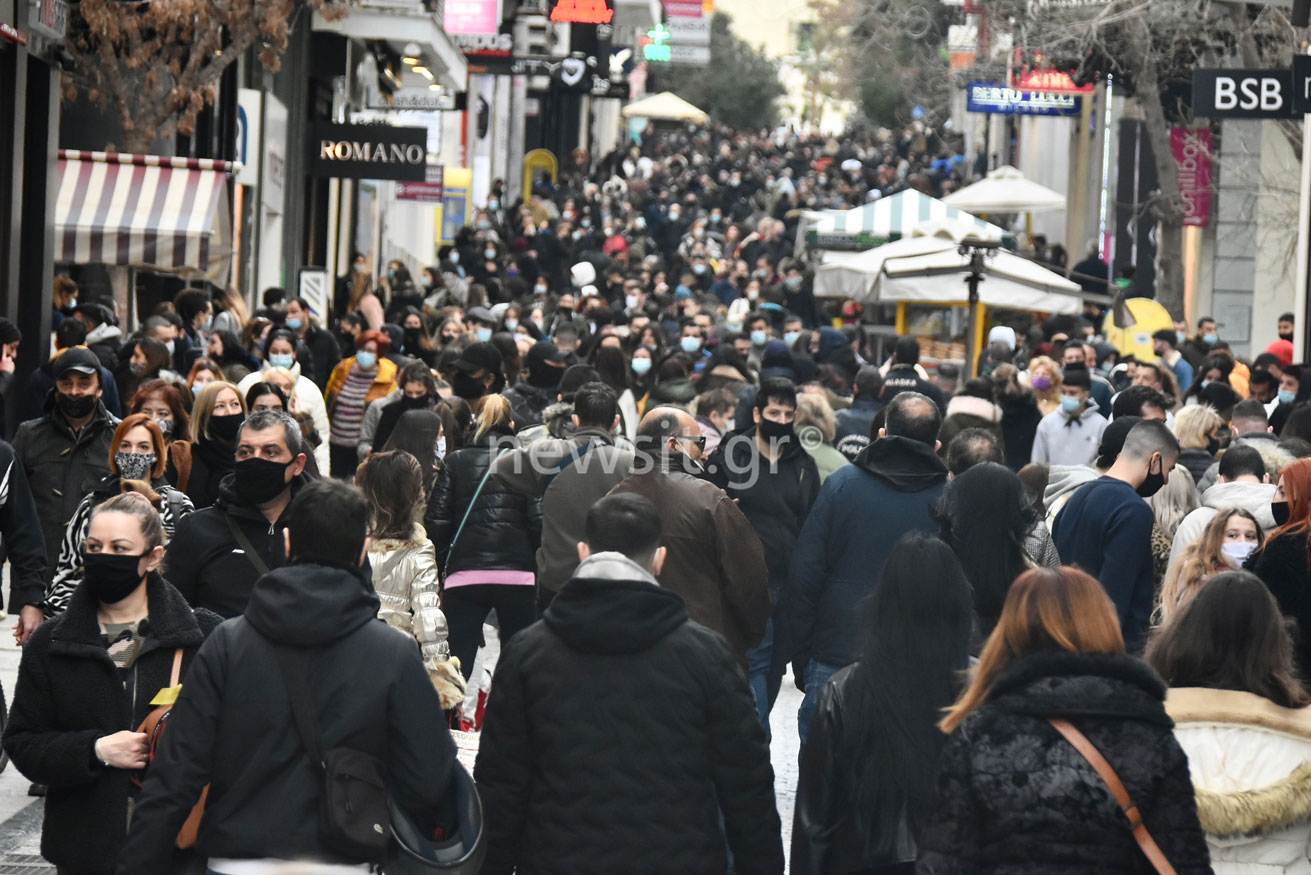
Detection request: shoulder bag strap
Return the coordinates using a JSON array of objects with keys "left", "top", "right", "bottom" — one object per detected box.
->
[
  {"left": 169, "top": 648, "right": 184, "bottom": 687},
  {"left": 225, "top": 513, "right": 272, "bottom": 576},
  {"left": 1047, "top": 718, "right": 1178, "bottom": 875},
  {"left": 275, "top": 645, "right": 326, "bottom": 770},
  {"left": 443, "top": 447, "right": 510, "bottom": 578}
]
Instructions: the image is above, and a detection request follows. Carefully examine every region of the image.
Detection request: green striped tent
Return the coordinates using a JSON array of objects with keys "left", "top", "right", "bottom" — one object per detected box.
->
[{"left": 805, "top": 190, "right": 1009, "bottom": 251}]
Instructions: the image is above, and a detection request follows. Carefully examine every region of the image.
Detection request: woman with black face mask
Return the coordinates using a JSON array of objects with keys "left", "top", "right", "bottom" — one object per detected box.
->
[
  {"left": 186, "top": 381, "right": 247, "bottom": 510},
  {"left": 1247, "top": 458, "right": 1311, "bottom": 677},
  {"left": 4, "top": 492, "right": 219, "bottom": 874}
]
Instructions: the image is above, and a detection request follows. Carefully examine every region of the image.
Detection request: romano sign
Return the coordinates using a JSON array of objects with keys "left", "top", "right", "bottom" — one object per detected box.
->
[{"left": 309, "top": 123, "right": 428, "bottom": 181}]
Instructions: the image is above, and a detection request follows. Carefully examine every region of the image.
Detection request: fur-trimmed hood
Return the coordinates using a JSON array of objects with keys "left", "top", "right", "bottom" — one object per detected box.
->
[
  {"left": 1168, "top": 687, "right": 1311, "bottom": 839},
  {"left": 945, "top": 394, "right": 1003, "bottom": 423}
]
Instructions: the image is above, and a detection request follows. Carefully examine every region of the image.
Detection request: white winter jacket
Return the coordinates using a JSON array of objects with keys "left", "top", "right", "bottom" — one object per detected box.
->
[{"left": 1167, "top": 687, "right": 1311, "bottom": 874}]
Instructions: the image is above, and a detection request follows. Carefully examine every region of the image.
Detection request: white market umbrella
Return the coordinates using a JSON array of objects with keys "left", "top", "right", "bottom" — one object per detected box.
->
[
  {"left": 620, "top": 92, "right": 709, "bottom": 124},
  {"left": 942, "top": 165, "right": 1067, "bottom": 214},
  {"left": 806, "top": 189, "right": 1007, "bottom": 250}
]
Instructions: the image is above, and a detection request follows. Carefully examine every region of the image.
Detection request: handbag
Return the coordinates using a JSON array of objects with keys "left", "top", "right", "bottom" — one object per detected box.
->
[
  {"left": 133, "top": 648, "right": 209, "bottom": 849},
  {"left": 1047, "top": 718, "right": 1178, "bottom": 875},
  {"left": 276, "top": 645, "right": 391, "bottom": 863}
]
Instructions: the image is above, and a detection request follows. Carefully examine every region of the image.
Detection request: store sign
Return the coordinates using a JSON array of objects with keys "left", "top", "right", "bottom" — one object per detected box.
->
[
  {"left": 309, "top": 123, "right": 428, "bottom": 181},
  {"left": 444, "top": 0, "right": 501, "bottom": 35},
  {"left": 397, "top": 165, "right": 445, "bottom": 203},
  {"left": 664, "top": 0, "right": 702, "bottom": 16},
  {"left": 666, "top": 16, "right": 710, "bottom": 45},
  {"left": 0, "top": 22, "right": 28, "bottom": 44},
  {"left": 454, "top": 31, "right": 513, "bottom": 57},
  {"left": 643, "top": 23, "right": 672, "bottom": 61},
  {"left": 236, "top": 89, "right": 262, "bottom": 188},
  {"left": 367, "top": 87, "right": 458, "bottom": 111},
  {"left": 1171, "top": 128, "right": 1212, "bottom": 227},
  {"left": 550, "top": 0, "right": 613, "bottom": 24},
  {"left": 1192, "top": 68, "right": 1296, "bottom": 118},
  {"left": 264, "top": 95, "right": 288, "bottom": 210},
  {"left": 1012, "top": 68, "right": 1093, "bottom": 94},
  {"left": 965, "top": 82, "right": 1080, "bottom": 116}
]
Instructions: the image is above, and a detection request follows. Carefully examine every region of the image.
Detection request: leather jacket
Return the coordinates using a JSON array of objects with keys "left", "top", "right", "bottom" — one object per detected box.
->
[{"left": 367, "top": 526, "right": 450, "bottom": 666}]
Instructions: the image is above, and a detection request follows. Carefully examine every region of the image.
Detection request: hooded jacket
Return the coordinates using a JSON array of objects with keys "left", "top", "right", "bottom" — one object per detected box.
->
[
  {"left": 1167, "top": 687, "right": 1311, "bottom": 874},
  {"left": 12, "top": 395, "right": 119, "bottom": 584},
  {"left": 882, "top": 364, "right": 947, "bottom": 413},
  {"left": 789, "top": 436, "right": 948, "bottom": 668},
  {"left": 490, "top": 426, "right": 635, "bottom": 594},
  {"left": 1042, "top": 463, "right": 1100, "bottom": 528},
  {"left": 608, "top": 449, "right": 770, "bottom": 664},
  {"left": 503, "top": 378, "right": 559, "bottom": 430},
  {"left": 1031, "top": 405, "right": 1108, "bottom": 467},
  {"left": 1196, "top": 433, "right": 1290, "bottom": 494},
  {"left": 165, "top": 473, "right": 309, "bottom": 618},
  {"left": 475, "top": 553, "right": 784, "bottom": 875},
  {"left": 938, "top": 395, "right": 1005, "bottom": 459},
  {"left": 115, "top": 561, "right": 456, "bottom": 873},
  {"left": 84, "top": 322, "right": 122, "bottom": 371},
  {"left": 1168, "top": 480, "right": 1278, "bottom": 571},
  {"left": 4, "top": 574, "right": 218, "bottom": 871},
  {"left": 917, "top": 652, "right": 1212, "bottom": 875}
]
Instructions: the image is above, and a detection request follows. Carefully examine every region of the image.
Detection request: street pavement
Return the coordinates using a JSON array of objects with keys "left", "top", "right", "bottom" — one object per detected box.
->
[{"left": 0, "top": 619, "right": 804, "bottom": 872}]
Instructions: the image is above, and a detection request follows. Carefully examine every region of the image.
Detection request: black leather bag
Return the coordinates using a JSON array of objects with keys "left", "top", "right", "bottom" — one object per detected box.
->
[{"left": 276, "top": 646, "right": 390, "bottom": 862}]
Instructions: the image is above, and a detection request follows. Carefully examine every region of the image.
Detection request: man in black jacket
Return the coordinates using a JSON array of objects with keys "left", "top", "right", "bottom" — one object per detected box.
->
[
  {"left": 165, "top": 410, "right": 311, "bottom": 617},
  {"left": 476, "top": 493, "right": 784, "bottom": 875},
  {"left": 284, "top": 297, "right": 341, "bottom": 390},
  {"left": 707, "top": 378, "right": 819, "bottom": 737},
  {"left": 881, "top": 336, "right": 947, "bottom": 412},
  {"left": 0, "top": 440, "right": 47, "bottom": 643},
  {"left": 117, "top": 478, "right": 456, "bottom": 873}
]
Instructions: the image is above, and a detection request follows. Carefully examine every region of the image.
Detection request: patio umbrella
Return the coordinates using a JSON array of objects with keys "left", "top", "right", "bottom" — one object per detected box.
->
[{"left": 942, "top": 165, "right": 1067, "bottom": 214}]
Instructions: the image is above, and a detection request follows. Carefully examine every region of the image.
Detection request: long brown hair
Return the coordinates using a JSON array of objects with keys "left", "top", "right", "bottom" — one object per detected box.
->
[
  {"left": 356, "top": 451, "right": 424, "bottom": 541},
  {"left": 1158, "top": 508, "right": 1263, "bottom": 622},
  {"left": 940, "top": 566, "right": 1124, "bottom": 733}
]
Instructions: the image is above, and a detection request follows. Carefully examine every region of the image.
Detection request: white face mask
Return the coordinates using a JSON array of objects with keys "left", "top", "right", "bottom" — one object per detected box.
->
[
  {"left": 1221, "top": 541, "right": 1256, "bottom": 566},
  {"left": 434, "top": 435, "right": 447, "bottom": 461}
]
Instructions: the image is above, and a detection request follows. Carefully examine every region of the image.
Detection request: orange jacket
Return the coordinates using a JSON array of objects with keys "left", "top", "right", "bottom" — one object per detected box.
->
[{"left": 325, "top": 355, "right": 398, "bottom": 415}]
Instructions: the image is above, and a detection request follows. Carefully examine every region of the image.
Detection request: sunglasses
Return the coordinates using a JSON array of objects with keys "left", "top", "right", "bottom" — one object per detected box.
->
[{"left": 673, "top": 434, "right": 707, "bottom": 451}]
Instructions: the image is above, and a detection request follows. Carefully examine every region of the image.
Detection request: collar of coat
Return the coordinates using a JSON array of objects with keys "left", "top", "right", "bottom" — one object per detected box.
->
[
  {"left": 50, "top": 572, "right": 205, "bottom": 656},
  {"left": 946, "top": 395, "right": 1003, "bottom": 423}
]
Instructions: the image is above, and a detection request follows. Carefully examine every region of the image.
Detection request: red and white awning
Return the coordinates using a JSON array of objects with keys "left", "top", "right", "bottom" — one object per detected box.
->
[{"left": 54, "top": 150, "right": 240, "bottom": 278}]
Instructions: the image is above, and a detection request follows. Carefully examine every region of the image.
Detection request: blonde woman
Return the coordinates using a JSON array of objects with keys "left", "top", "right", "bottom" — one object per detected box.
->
[
  {"left": 1148, "top": 464, "right": 1201, "bottom": 587},
  {"left": 186, "top": 381, "right": 247, "bottom": 509},
  {"left": 1174, "top": 404, "right": 1224, "bottom": 485},
  {"left": 425, "top": 394, "right": 540, "bottom": 679},
  {"left": 1158, "top": 508, "right": 1263, "bottom": 622},
  {"left": 795, "top": 393, "right": 848, "bottom": 482},
  {"left": 1026, "top": 355, "right": 1063, "bottom": 416}
]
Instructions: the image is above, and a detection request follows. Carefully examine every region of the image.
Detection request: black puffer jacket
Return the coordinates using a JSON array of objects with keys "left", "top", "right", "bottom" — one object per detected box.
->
[
  {"left": 916, "top": 652, "right": 1213, "bottom": 875},
  {"left": 116, "top": 561, "right": 456, "bottom": 872},
  {"left": 3, "top": 574, "right": 219, "bottom": 872},
  {"left": 503, "top": 378, "right": 558, "bottom": 430},
  {"left": 475, "top": 553, "right": 784, "bottom": 874},
  {"left": 186, "top": 435, "right": 236, "bottom": 510},
  {"left": 426, "top": 431, "right": 541, "bottom": 575},
  {"left": 1248, "top": 533, "right": 1311, "bottom": 677}
]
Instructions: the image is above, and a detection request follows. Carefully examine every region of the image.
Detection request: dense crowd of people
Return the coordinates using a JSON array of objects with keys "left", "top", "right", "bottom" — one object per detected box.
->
[{"left": 1, "top": 124, "right": 1310, "bottom": 874}]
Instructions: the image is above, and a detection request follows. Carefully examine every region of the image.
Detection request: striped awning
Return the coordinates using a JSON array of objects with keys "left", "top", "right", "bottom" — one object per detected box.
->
[
  {"left": 805, "top": 190, "right": 1008, "bottom": 251},
  {"left": 54, "top": 151, "right": 240, "bottom": 278}
]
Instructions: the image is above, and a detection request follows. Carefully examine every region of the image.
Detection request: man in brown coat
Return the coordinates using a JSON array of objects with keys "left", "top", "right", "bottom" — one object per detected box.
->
[{"left": 608, "top": 406, "right": 770, "bottom": 666}]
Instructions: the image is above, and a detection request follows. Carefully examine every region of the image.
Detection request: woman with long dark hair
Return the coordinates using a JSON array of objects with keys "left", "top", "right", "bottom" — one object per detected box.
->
[
  {"left": 936, "top": 462, "right": 1038, "bottom": 643},
  {"left": 918, "top": 567, "right": 1211, "bottom": 873},
  {"left": 382, "top": 409, "right": 444, "bottom": 494},
  {"left": 792, "top": 533, "right": 973, "bottom": 874},
  {"left": 1148, "top": 571, "right": 1311, "bottom": 873}
]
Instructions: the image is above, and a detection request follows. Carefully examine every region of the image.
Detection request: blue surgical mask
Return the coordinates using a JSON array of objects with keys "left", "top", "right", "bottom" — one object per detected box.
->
[
  {"left": 477, "top": 327, "right": 493, "bottom": 343},
  {"left": 680, "top": 336, "right": 702, "bottom": 354},
  {"left": 1176, "top": 331, "right": 1186, "bottom": 344},
  {"left": 269, "top": 353, "right": 294, "bottom": 370},
  {"left": 784, "top": 331, "right": 801, "bottom": 346},
  {"left": 785, "top": 276, "right": 803, "bottom": 290},
  {"left": 164, "top": 340, "right": 175, "bottom": 356},
  {"left": 693, "top": 264, "right": 707, "bottom": 275},
  {"left": 1279, "top": 389, "right": 1297, "bottom": 405},
  {"left": 1060, "top": 395, "right": 1082, "bottom": 414},
  {"left": 355, "top": 351, "right": 377, "bottom": 369},
  {"left": 504, "top": 319, "right": 519, "bottom": 331},
  {"left": 285, "top": 318, "right": 303, "bottom": 331},
  {"left": 201, "top": 316, "right": 213, "bottom": 332},
  {"left": 1201, "top": 380, "right": 1212, "bottom": 390},
  {"left": 1203, "top": 333, "right": 1218, "bottom": 344},
  {"left": 750, "top": 330, "right": 768, "bottom": 347},
  {"left": 631, "top": 357, "right": 652, "bottom": 375},
  {"left": 484, "top": 249, "right": 497, "bottom": 261},
  {"left": 534, "top": 284, "right": 548, "bottom": 296}
]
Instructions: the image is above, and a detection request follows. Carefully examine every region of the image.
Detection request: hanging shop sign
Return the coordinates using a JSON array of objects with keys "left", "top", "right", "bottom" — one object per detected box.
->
[
  {"left": 309, "top": 123, "right": 428, "bottom": 181},
  {"left": 397, "top": 165, "right": 445, "bottom": 203},
  {"left": 444, "top": 0, "right": 502, "bottom": 35},
  {"left": 1192, "top": 68, "right": 1296, "bottom": 118},
  {"left": 454, "top": 31, "right": 514, "bottom": 58},
  {"left": 550, "top": 0, "right": 612, "bottom": 24},
  {"left": 1170, "top": 128, "right": 1212, "bottom": 227},
  {"left": 965, "top": 82, "right": 1081, "bottom": 116},
  {"left": 1012, "top": 68, "right": 1093, "bottom": 94}
]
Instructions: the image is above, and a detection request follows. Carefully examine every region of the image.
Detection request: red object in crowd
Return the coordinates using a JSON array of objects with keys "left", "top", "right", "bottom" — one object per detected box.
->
[{"left": 1267, "top": 339, "right": 1295, "bottom": 367}]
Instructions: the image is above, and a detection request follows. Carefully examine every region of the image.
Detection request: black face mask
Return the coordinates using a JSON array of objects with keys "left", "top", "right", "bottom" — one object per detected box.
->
[
  {"left": 209, "top": 413, "right": 245, "bottom": 443},
  {"left": 451, "top": 372, "right": 487, "bottom": 401},
  {"left": 1206, "top": 436, "right": 1221, "bottom": 456},
  {"left": 404, "top": 329, "right": 424, "bottom": 346},
  {"left": 233, "top": 457, "right": 294, "bottom": 505},
  {"left": 1272, "top": 500, "right": 1291, "bottom": 527},
  {"left": 758, "top": 418, "right": 795, "bottom": 443},
  {"left": 1281, "top": 333, "right": 1295, "bottom": 342},
  {"left": 1136, "top": 457, "right": 1166, "bottom": 499},
  {"left": 56, "top": 391, "right": 97, "bottom": 420},
  {"left": 83, "top": 552, "right": 147, "bottom": 604},
  {"left": 401, "top": 394, "right": 431, "bottom": 410}
]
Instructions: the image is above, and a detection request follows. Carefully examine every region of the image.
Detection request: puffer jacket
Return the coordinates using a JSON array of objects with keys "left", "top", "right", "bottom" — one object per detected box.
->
[
  {"left": 1167, "top": 687, "right": 1311, "bottom": 874},
  {"left": 426, "top": 431, "right": 541, "bottom": 576},
  {"left": 916, "top": 651, "right": 1213, "bottom": 875},
  {"left": 937, "top": 395, "right": 1005, "bottom": 459},
  {"left": 367, "top": 525, "right": 449, "bottom": 665},
  {"left": 503, "top": 378, "right": 558, "bottom": 430}
]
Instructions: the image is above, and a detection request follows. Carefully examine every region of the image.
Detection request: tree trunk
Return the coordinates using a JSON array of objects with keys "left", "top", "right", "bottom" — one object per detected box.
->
[{"left": 1127, "top": 14, "right": 1186, "bottom": 319}]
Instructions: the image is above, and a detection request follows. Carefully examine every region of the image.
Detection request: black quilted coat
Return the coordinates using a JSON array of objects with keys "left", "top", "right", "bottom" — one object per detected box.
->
[
  {"left": 917, "top": 652, "right": 1213, "bottom": 875},
  {"left": 425, "top": 430, "right": 541, "bottom": 575},
  {"left": 474, "top": 557, "right": 784, "bottom": 874}
]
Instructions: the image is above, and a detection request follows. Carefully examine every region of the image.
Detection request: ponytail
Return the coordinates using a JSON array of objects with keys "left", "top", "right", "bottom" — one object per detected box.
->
[{"left": 474, "top": 393, "right": 512, "bottom": 442}]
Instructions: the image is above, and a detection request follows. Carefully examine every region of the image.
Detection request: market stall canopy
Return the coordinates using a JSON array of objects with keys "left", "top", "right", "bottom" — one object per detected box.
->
[
  {"left": 941, "top": 165, "right": 1067, "bottom": 214},
  {"left": 805, "top": 189, "right": 1007, "bottom": 250},
  {"left": 620, "top": 92, "right": 709, "bottom": 124},
  {"left": 54, "top": 150, "right": 239, "bottom": 282},
  {"left": 814, "top": 220, "right": 1095, "bottom": 314}
]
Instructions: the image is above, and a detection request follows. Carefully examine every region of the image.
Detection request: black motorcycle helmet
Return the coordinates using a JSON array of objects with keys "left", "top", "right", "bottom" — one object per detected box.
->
[{"left": 386, "top": 762, "right": 486, "bottom": 875}]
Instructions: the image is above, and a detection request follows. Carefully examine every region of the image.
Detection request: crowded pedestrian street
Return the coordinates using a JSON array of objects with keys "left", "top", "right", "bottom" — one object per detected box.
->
[{"left": 5, "top": 0, "right": 1311, "bottom": 873}]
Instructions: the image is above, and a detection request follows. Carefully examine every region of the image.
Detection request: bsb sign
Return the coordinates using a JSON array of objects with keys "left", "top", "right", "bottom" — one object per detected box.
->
[
  {"left": 310, "top": 123, "right": 428, "bottom": 181},
  {"left": 1192, "top": 69, "right": 1297, "bottom": 118}
]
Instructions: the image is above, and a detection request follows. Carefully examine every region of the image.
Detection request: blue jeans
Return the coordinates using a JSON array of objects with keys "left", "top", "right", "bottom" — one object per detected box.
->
[
  {"left": 798, "top": 659, "right": 843, "bottom": 750},
  {"left": 747, "top": 617, "right": 778, "bottom": 741}
]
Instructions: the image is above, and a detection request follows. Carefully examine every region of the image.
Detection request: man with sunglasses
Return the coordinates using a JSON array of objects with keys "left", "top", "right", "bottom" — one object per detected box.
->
[{"left": 608, "top": 406, "right": 770, "bottom": 668}]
